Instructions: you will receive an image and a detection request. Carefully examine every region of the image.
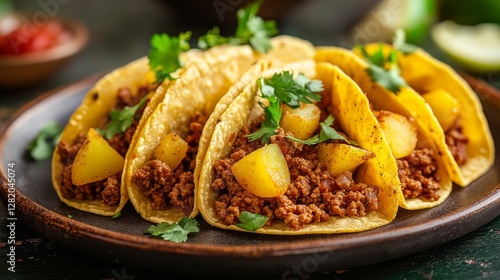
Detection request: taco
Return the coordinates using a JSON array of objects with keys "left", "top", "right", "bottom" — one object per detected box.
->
[
  {"left": 315, "top": 47, "right": 453, "bottom": 210},
  {"left": 368, "top": 44, "right": 494, "bottom": 187},
  {"left": 51, "top": 53, "right": 193, "bottom": 216},
  {"left": 125, "top": 36, "right": 316, "bottom": 224},
  {"left": 196, "top": 59, "right": 399, "bottom": 235}
]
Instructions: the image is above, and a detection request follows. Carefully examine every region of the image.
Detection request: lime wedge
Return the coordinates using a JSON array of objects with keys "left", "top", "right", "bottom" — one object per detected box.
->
[{"left": 432, "top": 20, "right": 500, "bottom": 73}]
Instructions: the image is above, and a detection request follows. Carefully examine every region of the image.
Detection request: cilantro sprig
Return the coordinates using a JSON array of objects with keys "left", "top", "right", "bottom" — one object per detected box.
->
[
  {"left": 248, "top": 72, "right": 323, "bottom": 143},
  {"left": 393, "top": 29, "right": 418, "bottom": 55},
  {"left": 286, "top": 116, "right": 357, "bottom": 146},
  {"left": 358, "top": 44, "right": 408, "bottom": 94},
  {"left": 197, "top": 27, "right": 228, "bottom": 50},
  {"left": 198, "top": 0, "right": 278, "bottom": 53},
  {"left": 237, "top": 211, "right": 268, "bottom": 231},
  {"left": 97, "top": 95, "right": 149, "bottom": 140},
  {"left": 247, "top": 100, "right": 281, "bottom": 143},
  {"left": 144, "top": 217, "right": 199, "bottom": 243},
  {"left": 148, "top": 32, "right": 191, "bottom": 83},
  {"left": 27, "top": 121, "right": 62, "bottom": 161},
  {"left": 261, "top": 72, "right": 323, "bottom": 109}
]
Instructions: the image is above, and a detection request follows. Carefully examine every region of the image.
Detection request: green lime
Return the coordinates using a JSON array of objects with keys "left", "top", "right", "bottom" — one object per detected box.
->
[
  {"left": 350, "top": 0, "right": 437, "bottom": 45},
  {"left": 403, "top": 0, "right": 436, "bottom": 44},
  {"left": 432, "top": 20, "right": 500, "bottom": 73},
  {"left": 440, "top": 0, "right": 500, "bottom": 26}
]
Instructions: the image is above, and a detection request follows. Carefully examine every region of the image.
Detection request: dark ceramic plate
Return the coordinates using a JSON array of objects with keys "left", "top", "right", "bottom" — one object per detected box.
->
[{"left": 1, "top": 74, "right": 499, "bottom": 279}]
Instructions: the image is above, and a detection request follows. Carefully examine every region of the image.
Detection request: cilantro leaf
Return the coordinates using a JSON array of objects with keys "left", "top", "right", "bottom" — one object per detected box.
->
[
  {"left": 144, "top": 217, "right": 199, "bottom": 243},
  {"left": 198, "top": 27, "right": 228, "bottom": 50},
  {"left": 247, "top": 72, "right": 324, "bottom": 143},
  {"left": 148, "top": 32, "right": 191, "bottom": 83},
  {"left": 111, "top": 212, "right": 121, "bottom": 219},
  {"left": 359, "top": 44, "right": 385, "bottom": 67},
  {"left": 98, "top": 95, "right": 149, "bottom": 140},
  {"left": 358, "top": 45, "right": 408, "bottom": 94},
  {"left": 393, "top": 29, "right": 418, "bottom": 55},
  {"left": 197, "top": 0, "right": 277, "bottom": 53},
  {"left": 247, "top": 100, "right": 281, "bottom": 143},
  {"left": 260, "top": 72, "right": 323, "bottom": 109},
  {"left": 287, "top": 115, "right": 357, "bottom": 146},
  {"left": 27, "top": 121, "right": 62, "bottom": 161},
  {"left": 237, "top": 211, "right": 268, "bottom": 231},
  {"left": 178, "top": 216, "right": 200, "bottom": 232},
  {"left": 232, "top": 0, "right": 278, "bottom": 53}
]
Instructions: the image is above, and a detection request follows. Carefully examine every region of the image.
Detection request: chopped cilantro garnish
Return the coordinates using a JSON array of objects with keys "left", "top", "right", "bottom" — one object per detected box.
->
[
  {"left": 260, "top": 72, "right": 323, "bottom": 109},
  {"left": 393, "top": 29, "right": 418, "bottom": 55},
  {"left": 287, "top": 116, "right": 357, "bottom": 146},
  {"left": 148, "top": 32, "right": 191, "bottom": 83},
  {"left": 27, "top": 121, "right": 62, "bottom": 161},
  {"left": 237, "top": 211, "right": 268, "bottom": 231},
  {"left": 358, "top": 44, "right": 408, "bottom": 94},
  {"left": 198, "top": 0, "right": 277, "bottom": 53},
  {"left": 67, "top": 214, "right": 73, "bottom": 219},
  {"left": 248, "top": 72, "right": 323, "bottom": 143},
  {"left": 97, "top": 95, "right": 149, "bottom": 140},
  {"left": 197, "top": 27, "right": 228, "bottom": 50},
  {"left": 247, "top": 100, "right": 282, "bottom": 143},
  {"left": 111, "top": 212, "right": 121, "bottom": 219},
  {"left": 144, "top": 217, "right": 199, "bottom": 243}
]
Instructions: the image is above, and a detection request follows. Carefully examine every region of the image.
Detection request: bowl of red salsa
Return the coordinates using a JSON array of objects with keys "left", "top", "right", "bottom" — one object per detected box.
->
[{"left": 0, "top": 12, "right": 88, "bottom": 88}]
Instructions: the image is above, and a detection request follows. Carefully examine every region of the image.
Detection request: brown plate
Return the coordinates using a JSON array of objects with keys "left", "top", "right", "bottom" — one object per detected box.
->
[{"left": 1, "top": 74, "right": 499, "bottom": 278}]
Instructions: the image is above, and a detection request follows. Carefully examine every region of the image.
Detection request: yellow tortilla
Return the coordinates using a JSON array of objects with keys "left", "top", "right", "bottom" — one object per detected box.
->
[
  {"left": 52, "top": 50, "right": 201, "bottom": 216},
  {"left": 52, "top": 57, "right": 157, "bottom": 215},
  {"left": 388, "top": 45, "right": 494, "bottom": 187},
  {"left": 315, "top": 47, "right": 453, "bottom": 210},
  {"left": 197, "top": 60, "right": 399, "bottom": 234},
  {"left": 125, "top": 36, "right": 316, "bottom": 224}
]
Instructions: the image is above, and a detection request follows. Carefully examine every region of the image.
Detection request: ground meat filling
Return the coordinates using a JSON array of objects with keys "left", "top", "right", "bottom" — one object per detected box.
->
[
  {"left": 132, "top": 113, "right": 205, "bottom": 215},
  {"left": 210, "top": 121, "right": 380, "bottom": 230},
  {"left": 445, "top": 119, "right": 468, "bottom": 166},
  {"left": 397, "top": 148, "right": 441, "bottom": 201},
  {"left": 57, "top": 86, "right": 152, "bottom": 206}
]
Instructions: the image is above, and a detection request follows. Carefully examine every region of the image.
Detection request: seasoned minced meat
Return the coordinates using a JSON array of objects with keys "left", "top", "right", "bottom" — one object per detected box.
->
[
  {"left": 108, "top": 86, "right": 153, "bottom": 156},
  {"left": 107, "top": 119, "right": 140, "bottom": 157},
  {"left": 132, "top": 112, "right": 205, "bottom": 215},
  {"left": 211, "top": 126, "right": 380, "bottom": 230},
  {"left": 57, "top": 85, "right": 152, "bottom": 205},
  {"left": 397, "top": 148, "right": 441, "bottom": 201},
  {"left": 445, "top": 120, "right": 468, "bottom": 166}
]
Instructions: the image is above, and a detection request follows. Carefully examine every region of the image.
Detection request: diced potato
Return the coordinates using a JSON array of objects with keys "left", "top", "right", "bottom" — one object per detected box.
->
[
  {"left": 376, "top": 110, "right": 418, "bottom": 159},
  {"left": 72, "top": 128, "right": 125, "bottom": 186},
  {"left": 280, "top": 102, "right": 321, "bottom": 140},
  {"left": 154, "top": 133, "right": 188, "bottom": 169},
  {"left": 231, "top": 143, "right": 290, "bottom": 198},
  {"left": 317, "top": 143, "right": 375, "bottom": 177},
  {"left": 422, "top": 89, "right": 459, "bottom": 131}
]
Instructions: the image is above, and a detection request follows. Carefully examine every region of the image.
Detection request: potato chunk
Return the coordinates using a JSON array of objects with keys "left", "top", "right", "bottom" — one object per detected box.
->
[
  {"left": 422, "top": 89, "right": 459, "bottom": 131},
  {"left": 154, "top": 133, "right": 188, "bottom": 169},
  {"left": 72, "top": 128, "right": 125, "bottom": 185},
  {"left": 280, "top": 102, "right": 321, "bottom": 140},
  {"left": 376, "top": 110, "right": 418, "bottom": 159},
  {"left": 231, "top": 143, "right": 290, "bottom": 198},
  {"left": 317, "top": 143, "right": 375, "bottom": 177}
]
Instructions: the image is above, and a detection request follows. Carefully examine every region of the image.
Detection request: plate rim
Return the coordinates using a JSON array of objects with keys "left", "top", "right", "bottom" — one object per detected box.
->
[{"left": 6, "top": 183, "right": 498, "bottom": 257}]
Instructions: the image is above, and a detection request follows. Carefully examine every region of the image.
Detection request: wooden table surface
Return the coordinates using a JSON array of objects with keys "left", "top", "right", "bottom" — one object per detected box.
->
[{"left": 0, "top": 0, "right": 499, "bottom": 279}]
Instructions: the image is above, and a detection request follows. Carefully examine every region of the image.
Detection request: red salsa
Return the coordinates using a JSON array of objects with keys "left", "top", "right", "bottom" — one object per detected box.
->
[{"left": 0, "top": 16, "right": 69, "bottom": 55}]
